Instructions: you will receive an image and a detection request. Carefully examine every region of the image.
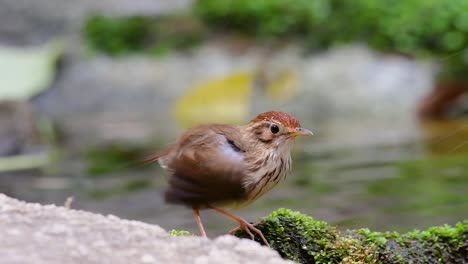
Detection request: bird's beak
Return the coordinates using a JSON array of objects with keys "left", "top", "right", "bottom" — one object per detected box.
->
[{"left": 291, "top": 127, "right": 313, "bottom": 137}]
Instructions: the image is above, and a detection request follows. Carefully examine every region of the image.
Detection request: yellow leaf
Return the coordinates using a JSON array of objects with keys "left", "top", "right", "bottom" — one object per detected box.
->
[{"left": 173, "top": 72, "right": 253, "bottom": 127}]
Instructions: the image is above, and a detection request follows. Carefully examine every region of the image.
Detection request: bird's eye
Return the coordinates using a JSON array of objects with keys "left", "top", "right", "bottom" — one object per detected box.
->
[{"left": 270, "top": 124, "right": 280, "bottom": 134}]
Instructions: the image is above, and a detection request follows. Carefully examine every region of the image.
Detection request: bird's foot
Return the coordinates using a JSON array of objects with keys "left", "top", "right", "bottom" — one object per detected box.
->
[
  {"left": 209, "top": 206, "right": 270, "bottom": 246},
  {"left": 229, "top": 220, "right": 270, "bottom": 247}
]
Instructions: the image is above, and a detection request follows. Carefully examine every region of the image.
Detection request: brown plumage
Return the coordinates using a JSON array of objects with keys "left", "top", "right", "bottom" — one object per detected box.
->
[{"left": 149, "top": 111, "right": 312, "bottom": 246}]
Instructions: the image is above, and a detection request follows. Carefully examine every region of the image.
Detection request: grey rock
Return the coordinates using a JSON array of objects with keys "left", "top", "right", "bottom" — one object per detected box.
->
[
  {"left": 0, "top": 0, "right": 192, "bottom": 45},
  {"left": 0, "top": 101, "right": 38, "bottom": 156},
  {"left": 0, "top": 194, "right": 293, "bottom": 264}
]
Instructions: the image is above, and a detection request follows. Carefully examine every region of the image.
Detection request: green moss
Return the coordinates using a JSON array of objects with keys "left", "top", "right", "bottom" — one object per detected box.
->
[
  {"left": 235, "top": 208, "right": 468, "bottom": 263},
  {"left": 169, "top": 229, "right": 191, "bottom": 236},
  {"left": 236, "top": 208, "right": 344, "bottom": 263}
]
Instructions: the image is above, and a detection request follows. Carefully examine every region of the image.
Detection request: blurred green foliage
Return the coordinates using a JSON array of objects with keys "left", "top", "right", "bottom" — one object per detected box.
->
[
  {"left": 88, "top": 179, "right": 153, "bottom": 199},
  {"left": 368, "top": 153, "right": 468, "bottom": 216},
  {"left": 83, "top": 15, "right": 203, "bottom": 56},
  {"left": 323, "top": 0, "right": 468, "bottom": 54},
  {"left": 195, "top": 0, "right": 468, "bottom": 79},
  {"left": 194, "top": 0, "right": 330, "bottom": 37},
  {"left": 195, "top": 0, "right": 468, "bottom": 54},
  {"left": 85, "top": 144, "right": 149, "bottom": 176},
  {"left": 84, "top": 16, "right": 152, "bottom": 55},
  {"left": 83, "top": 1, "right": 467, "bottom": 79}
]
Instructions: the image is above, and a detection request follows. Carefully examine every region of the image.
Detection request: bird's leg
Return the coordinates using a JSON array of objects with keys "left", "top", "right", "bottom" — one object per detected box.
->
[
  {"left": 209, "top": 206, "right": 270, "bottom": 247},
  {"left": 192, "top": 207, "right": 207, "bottom": 237}
]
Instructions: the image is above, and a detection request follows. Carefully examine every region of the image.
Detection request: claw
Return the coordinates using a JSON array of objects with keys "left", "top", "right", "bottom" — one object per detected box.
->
[
  {"left": 209, "top": 206, "right": 270, "bottom": 247},
  {"left": 229, "top": 221, "right": 270, "bottom": 247}
]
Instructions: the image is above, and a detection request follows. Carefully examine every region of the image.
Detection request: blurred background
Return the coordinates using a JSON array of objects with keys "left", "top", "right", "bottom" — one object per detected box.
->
[{"left": 1, "top": 0, "right": 467, "bottom": 235}]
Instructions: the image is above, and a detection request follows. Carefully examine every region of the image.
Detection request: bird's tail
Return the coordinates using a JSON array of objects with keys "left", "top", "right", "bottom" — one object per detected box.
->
[
  {"left": 142, "top": 152, "right": 163, "bottom": 164},
  {"left": 140, "top": 145, "right": 174, "bottom": 165}
]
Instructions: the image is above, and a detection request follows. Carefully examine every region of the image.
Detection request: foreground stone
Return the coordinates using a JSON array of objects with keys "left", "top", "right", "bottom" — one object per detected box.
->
[
  {"left": 0, "top": 194, "right": 292, "bottom": 264},
  {"left": 2, "top": 193, "right": 466, "bottom": 264},
  {"left": 237, "top": 209, "right": 468, "bottom": 264}
]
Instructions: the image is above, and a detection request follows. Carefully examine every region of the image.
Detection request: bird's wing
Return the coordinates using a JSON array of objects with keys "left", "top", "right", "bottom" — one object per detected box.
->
[{"left": 164, "top": 125, "right": 249, "bottom": 207}]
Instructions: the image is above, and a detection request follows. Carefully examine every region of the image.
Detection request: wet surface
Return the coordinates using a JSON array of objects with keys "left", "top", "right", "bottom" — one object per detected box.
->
[{"left": 3, "top": 119, "right": 468, "bottom": 236}]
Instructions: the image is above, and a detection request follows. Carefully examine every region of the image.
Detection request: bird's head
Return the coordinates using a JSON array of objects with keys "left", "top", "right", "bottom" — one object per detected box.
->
[{"left": 246, "top": 111, "right": 312, "bottom": 150}]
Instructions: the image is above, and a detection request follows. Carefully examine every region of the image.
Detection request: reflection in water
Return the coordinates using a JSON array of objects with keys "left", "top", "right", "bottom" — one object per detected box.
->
[
  {"left": 1, "top": 119, "right": 467, "bottom": 235},
  {"left": 420, "top": 119, "right": 468, "bottom": 155}
]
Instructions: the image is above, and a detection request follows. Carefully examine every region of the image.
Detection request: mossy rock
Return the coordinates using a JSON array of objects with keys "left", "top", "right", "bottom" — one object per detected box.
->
[{"left": 235, "top": 208, "right": 468, "bottom": 263}]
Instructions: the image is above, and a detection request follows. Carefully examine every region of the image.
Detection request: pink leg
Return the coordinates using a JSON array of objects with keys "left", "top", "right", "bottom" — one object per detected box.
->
[{"left": 192, "top": 207, "right": 207, "bottom": 237}]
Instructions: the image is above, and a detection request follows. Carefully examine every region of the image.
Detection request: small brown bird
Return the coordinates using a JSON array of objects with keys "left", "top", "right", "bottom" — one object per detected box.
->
[{"left": 148, "top": 111, "right": 312, "bottom": 245}]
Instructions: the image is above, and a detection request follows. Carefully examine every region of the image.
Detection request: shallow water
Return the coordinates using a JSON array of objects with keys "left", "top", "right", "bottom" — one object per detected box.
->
[{"left": 2, "top": 119, "right": 468, "bottom": 236}]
